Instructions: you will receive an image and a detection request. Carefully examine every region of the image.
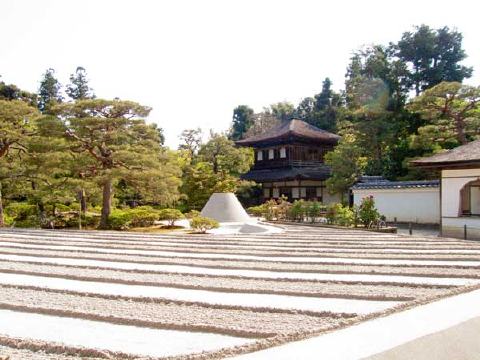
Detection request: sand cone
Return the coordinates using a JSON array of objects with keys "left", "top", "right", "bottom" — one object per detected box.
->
[{"left": 201, "top": 193, "right": 251, "bottom": 223}]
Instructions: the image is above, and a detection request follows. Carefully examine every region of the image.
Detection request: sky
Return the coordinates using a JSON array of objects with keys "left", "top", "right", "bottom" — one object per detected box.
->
[{"left": 1, "top": 0, "right": 479, "bottom": 148}]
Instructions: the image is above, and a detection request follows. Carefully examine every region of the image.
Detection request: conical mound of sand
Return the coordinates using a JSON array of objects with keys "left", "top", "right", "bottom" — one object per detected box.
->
[{"left": 201, "top": 193, "right": 251, "bottom": 223}]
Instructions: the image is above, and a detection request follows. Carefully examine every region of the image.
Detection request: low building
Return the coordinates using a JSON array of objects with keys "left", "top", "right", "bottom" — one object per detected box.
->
[
  {"left": 351, "top": 176, "right": 440, "bottom": 224},
  {"left": 236, "top": 119, "right": 342, "bottom": 203},
  {"left": 412, "top": 140, "right": 480, "bottom": 239}
]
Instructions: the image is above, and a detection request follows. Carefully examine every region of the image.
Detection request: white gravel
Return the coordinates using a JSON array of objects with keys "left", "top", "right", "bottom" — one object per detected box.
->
[
  {"left": 1, "top": 242, "right": 479, "bottom": 267},
  {"left": 0, "top": 273, "right": 400, "bottom": 314},
  {"left": 0, "top": 309, "right": 252, "bottom": 357},
  {"left": 2, "top": 239, "right": 480, "bottom": 254},
  {"left": 0, "top": 254, "right": 477, "bottom": 287}
]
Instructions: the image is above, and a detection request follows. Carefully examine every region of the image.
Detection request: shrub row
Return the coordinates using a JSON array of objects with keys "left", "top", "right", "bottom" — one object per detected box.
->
[
  {"left": 248, "top": 198, "right": 327, "bottom": 222},
  {"left": 248, "top": 196, "right": 382, "bottom": 228}
]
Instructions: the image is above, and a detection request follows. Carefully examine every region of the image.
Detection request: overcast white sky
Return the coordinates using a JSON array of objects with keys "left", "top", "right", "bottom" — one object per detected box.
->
[{"left": 1, "top": 0, "right": 479, "bottom": 148}]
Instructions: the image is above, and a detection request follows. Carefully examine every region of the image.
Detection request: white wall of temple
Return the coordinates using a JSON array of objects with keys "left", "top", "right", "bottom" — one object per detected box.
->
[
  {"left": 441, "top": 168, "right": 480, "bottom": 239},
  {"left": 442, "top": 169, "right": 480, "bottom": 217},
  {"left": 353, "top": 188, "right": 440, "bottom": 224}
]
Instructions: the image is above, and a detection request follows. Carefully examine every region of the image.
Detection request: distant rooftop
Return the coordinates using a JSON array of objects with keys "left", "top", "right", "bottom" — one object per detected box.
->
[
  {"left": 236, "top": 119, "right": 340, "bottom": 146},
  {"left": 411, "top": 139, "right": 480, "bottom": 168},
  {"left": 352, "top": 176, "right": 439, "bottom": 190}
]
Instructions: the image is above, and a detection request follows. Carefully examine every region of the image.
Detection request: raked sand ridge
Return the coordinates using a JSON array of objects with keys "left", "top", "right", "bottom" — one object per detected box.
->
[{"left": 0, "top": 225, "right": 478, "bottom": 359}]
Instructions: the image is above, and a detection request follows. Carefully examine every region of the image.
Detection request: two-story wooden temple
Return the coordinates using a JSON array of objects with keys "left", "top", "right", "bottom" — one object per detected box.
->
[{"left": 236, "top": 119, "right": 342, "bottom": 203}]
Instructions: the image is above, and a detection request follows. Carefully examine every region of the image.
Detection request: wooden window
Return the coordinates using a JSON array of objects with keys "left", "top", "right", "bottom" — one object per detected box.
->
[
  {"left": 306, "top": 187, "right": 317, "bottom": 200},
  {"left": 263, "top": 188, "right": 270, "bottom": 198},
  {"left": 300, "top": 187, "right": 306, "bottom": 198},
  {"left": 272, "top": 188, "right": 280, "bottom": 198},
  {"left": 280, "top": 147, "right": 287, "bottom": 158},
  {"left": 257, "top": 151, "right": 263, "bottom": 161},
  {"left": 292, "top": 187, "right": 299, "bottom": 199},
  {"left": 268, "top": 149, "right": 274, "bottom": 159}
]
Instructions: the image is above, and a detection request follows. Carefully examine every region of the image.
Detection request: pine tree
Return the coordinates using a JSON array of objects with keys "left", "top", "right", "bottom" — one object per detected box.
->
[
  {"left": 38, "top": 68, "right": 63, "bottom": 113},
  {"left": 54, "top": 98, "right": 179, "bottom": 228},
  {"left": 66, "top": 66, "right": 95, "bottom": 100}
]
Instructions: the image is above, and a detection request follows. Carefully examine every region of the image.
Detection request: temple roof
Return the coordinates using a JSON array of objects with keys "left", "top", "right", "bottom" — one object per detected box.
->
[
  {"left": 241, "top": 165, "right": 331, "bottom": 182},
  {"left": 236, "top": 119, "right": 340, "bottom": 146},
  {"left": 411, "top": 139, "right": 480, "bottom": 168},
  {"left": 352, "top": 179, "right": 439, "bottom": 190}
]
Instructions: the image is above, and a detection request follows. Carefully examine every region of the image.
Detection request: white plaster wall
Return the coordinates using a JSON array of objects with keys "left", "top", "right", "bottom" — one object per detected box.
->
[
  {"left": 441, "top": 169, "right": 480, "bottom": 239},
  {"left": 353, "top": 188, "right": 439, "bottom": 224},
  {"left": 442, "top": 169, "right": 480, "bottom": 217}
]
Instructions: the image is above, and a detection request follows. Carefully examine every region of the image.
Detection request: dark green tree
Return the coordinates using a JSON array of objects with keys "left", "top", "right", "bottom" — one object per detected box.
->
[
  {"left": 66, "top": 66, "right": 95, "bottom": 100},
  {"left": 38, "top": 68, "right": 63, "bottom": 113},
  {"left": 268, "top": 102, "right": 296, "bottom": 122},
  {"left": 230, "top": 105, "right": 254, "bottom": 140},
  {"left": 395, "top": 25, "right": 473, "bottom": 95}
]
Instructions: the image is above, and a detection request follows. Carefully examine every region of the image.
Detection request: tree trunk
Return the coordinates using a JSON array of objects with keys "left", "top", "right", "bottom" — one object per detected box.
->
[
  {"left": 455, "top": 116, "right": 468, "bottom": 145},
  {"left": 78, "top": 188, "right": 87, "bottom": 214},
  {"left": 0, "top": 182, "right": 4, "bottom": 228},
  {"left": 100, "top": 178, "right": 112, "bottom": 229}
]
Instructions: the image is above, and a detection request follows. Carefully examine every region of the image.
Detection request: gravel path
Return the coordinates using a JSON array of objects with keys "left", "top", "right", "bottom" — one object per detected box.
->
[
  {"left": 1, "top": 245, "right": 480, "bottom": 269},
  {"left": 0, "top": 227, "right": 479, "bottom": 360},
  {"left": 2, "top": 241, "right": 480, "bottom": 262},
  {"left": 0, "top": 286, "right": 351, "bottom": 338},
  {"left": 0, "top": 261, "right": 451, "bottom": 300},
  {"left": 0, "top": 344, "right": 107, "bottom": 360},
  {"left": 0, "top": 273, "right": 402, "bottom": 314},
  {"left": 0, "top": 254, "right": 476, "bottom": 286},
  {"left": 3, "top": 237, "right": 480, "bottom": 253}
]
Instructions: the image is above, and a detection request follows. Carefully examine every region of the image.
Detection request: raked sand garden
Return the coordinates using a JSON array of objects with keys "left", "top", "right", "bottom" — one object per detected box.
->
[{"left": 0, "top": 225, "right": 479, "bottom": 359}]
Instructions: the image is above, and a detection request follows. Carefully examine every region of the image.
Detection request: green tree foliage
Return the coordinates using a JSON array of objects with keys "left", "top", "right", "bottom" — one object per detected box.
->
[
  {"left": 0, "top": 100, "right": 40, "bottom": 226},
  {"left": 408, "top": 82, "right": 480, "bottom": 150},
  {"left": 38, "top": 68, "right": 63, "bottom": 113},
  {"left": 66, "top": 66, "right": 95, "bottom": 100},
  {"left": 345, "top": 46, "right": 409, "bottom": 111},
  {"left": 198, "top": 132, "right": 253, "bottom": 176},
  {"left": 0, "top": 78, "right": 37, "bottom": 106},
  {"left": 230, "top": 105, "right": 254, "bottom": 140},
  {"left": 52, "top": 98, "right": 179, "bottom": 228},
  {"left": 158, "top": 208, "right": 184, "bottom": 226},
  {"left": 324, "top": 133, "right": 367, "bottom": 200},
  {"left": 190, "top": 216, "right": 219, "bottom": 233},
  {"left": 180, "top": 132, "right": 253, "bottom": 210},
  {"left": 178, "top": 128, "right": 202, "bottom": 157},
  {"left": 268, "top": 101, "right": 296, "bottom": 121},
  {"left": 395, "top": 25, "right": 473, "bottom": 95},
  {"left": 358, "top": 195, "right": 381, "bottom": 227}
]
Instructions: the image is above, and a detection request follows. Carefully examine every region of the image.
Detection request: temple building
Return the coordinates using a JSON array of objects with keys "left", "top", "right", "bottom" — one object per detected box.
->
[
  {"left": 412, "top": 139, "right": 480, "bottom": 239},
  {"left": 236, "top": 119, "right": 341, "bottom": 203}
]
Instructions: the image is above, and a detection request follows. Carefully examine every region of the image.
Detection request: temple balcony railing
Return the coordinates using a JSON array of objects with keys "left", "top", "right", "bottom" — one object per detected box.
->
[{"left": 252, "top": 159, "right": 325, "bottom": 170}]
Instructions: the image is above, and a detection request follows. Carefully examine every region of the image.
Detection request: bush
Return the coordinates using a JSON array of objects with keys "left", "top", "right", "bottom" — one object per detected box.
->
[
  {"left": 129, "top": 208, "right": 159, "bottom": 228},
  {"left": 158, "top": 208, "right": 185, "bottom": 226},
  {"left": 336, "top": 205, "right": 354, "bottom": 226},
  {"left": 107, "top": 207, "right": 161, "bottom": 229},
  {"left": 306, "top": 201, "right": 322, "bottom": 223},
  {"left": 5, "top": 202, "right": 37, "bottom": 220},
  {"left": 185, "top": 210, "right": 201, "bottom": 219},
  {"left": 326, "top": 203, "right": 354, "bottom": 227},
  {"left": 190, "top": 216, "right": 219, "bottom": 233},
  {"left": 247, "top": 204, "right": 266, "bottom": 217},
  {"left": 289, "top": 200, "right": 306, "bottom": 222},
  {"left": 108, "top": 209, "right": 132, "bottom": 230},
  {"left": 359, "top": 196, "right": 380, "bottom": 228},
  {"left": 5, "top": 202, "right": 39, "bottom": 228}
]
